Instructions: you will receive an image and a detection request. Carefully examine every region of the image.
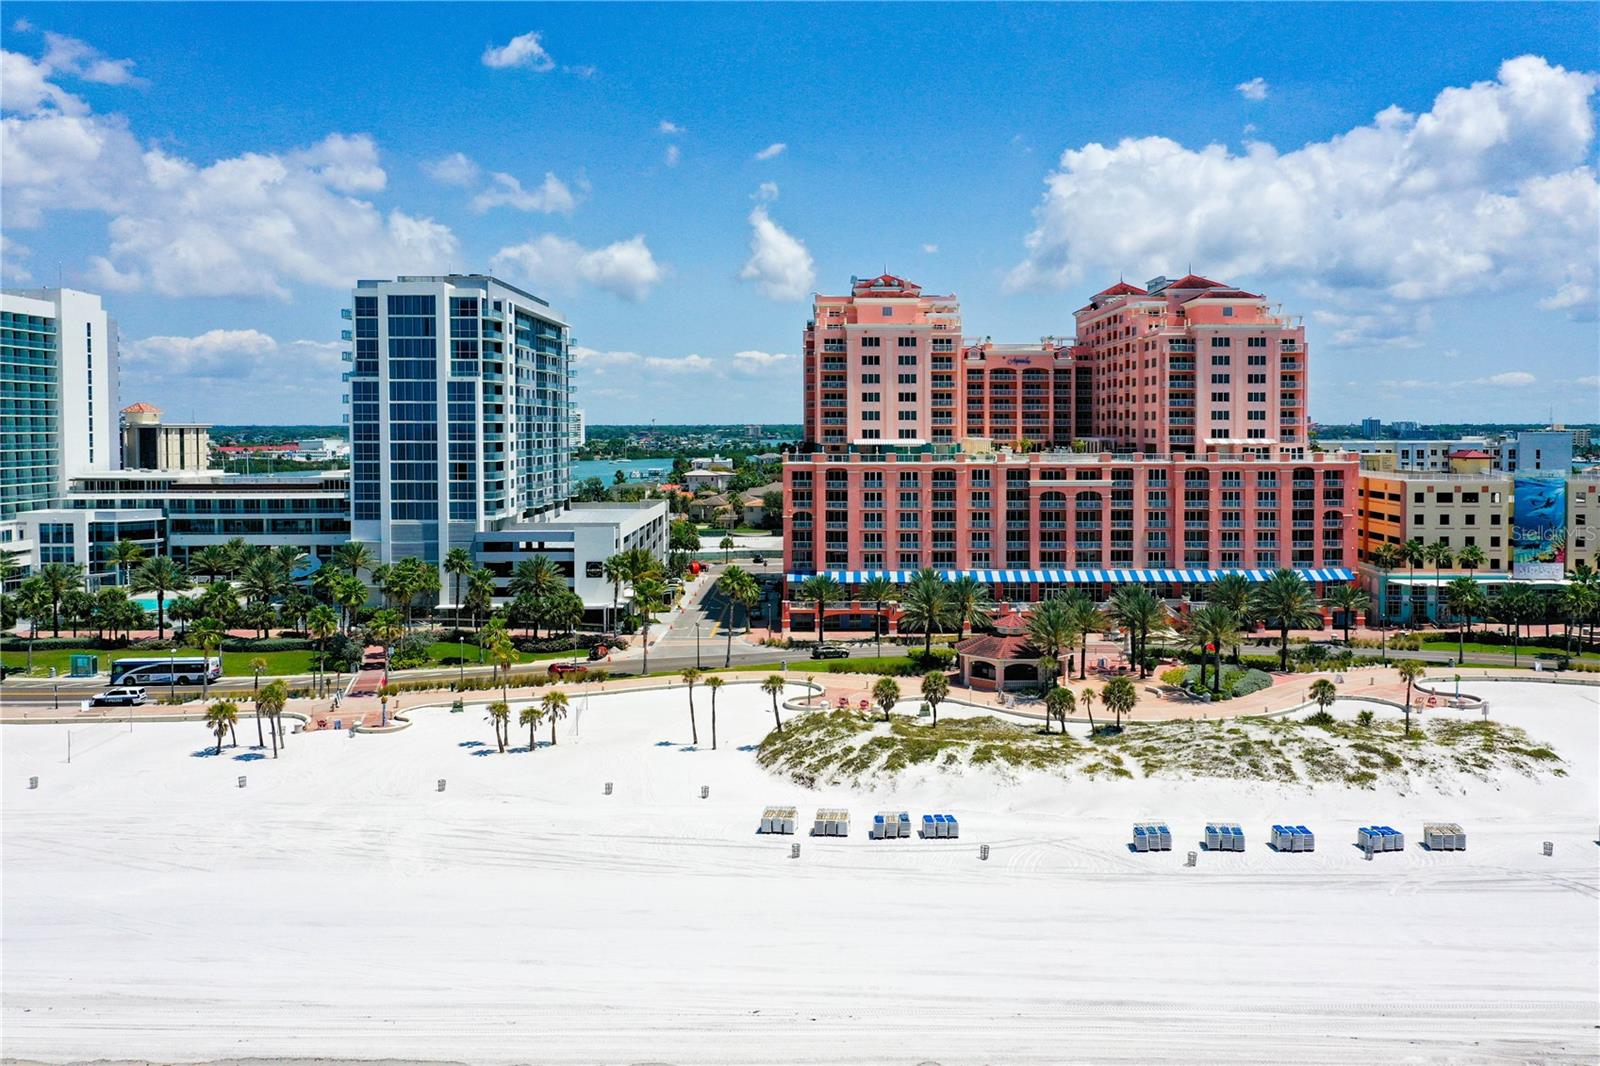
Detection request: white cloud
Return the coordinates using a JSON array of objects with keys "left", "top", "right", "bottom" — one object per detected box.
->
[
  {"left": 471, "top": 171, "right": 580, "bottom": 213},
  {"left": 658, "top": 120, "right": 684, "bottom": 135},
  {"left": 731, "top": 349, "right": 795, "bottom": 372},
  {"left": 482, "top": 32, "right": 555, "bottom": 72},
  {"left": 739, "top": 199, "right": 815, "bottom": 301},
  {"left": 2, "top": 48, "right": 459, "bottom": 296},
  {"left": 754, "top": 181, "right": 779, "bottom": 202},
  {"left": 42, "top": 31, "right": 142, "bottom": 86},
  {"left": 491, "top": 234, "right": 663, "bottom": 301},
  {"left": 1476, "top": 371, "right": 1536, "bottom": 386},
  {"left": 571, "top": 346, "right": 712, "bottom": 373},
  {"left": 2, "top": 46, "right": 89, "bottom": 114},
  {"left": 1235, "top": 77, "right": 1269, "bottom": 101},
  {"left": 1008, "top": 56, "right": 1600, "bottom": 329},
  {"left": 664, "top": 143, "right": 680, "bottom": 167},
  {"left": 1575, "top": 375, "right": 1600, "bottom": 388},
  {"left": 921, "top": 243, "right": 939, "bottom": 254},
  {"left": 754, "top": 142, "right": 787, "bottom": 160},
  {"left": 422, "top": 151, "right": 480, "bottom": 187},
  {"left": 1, "top": 233, "right": 33, "bottom": 282},
  {"left": 124, "top": 328, "right": 278, "bottom": 373}
]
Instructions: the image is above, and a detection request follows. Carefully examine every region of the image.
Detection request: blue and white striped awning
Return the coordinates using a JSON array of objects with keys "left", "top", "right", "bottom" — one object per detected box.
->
[{"left": 785, "top": 567, "right": 1355, "bottom": 586}]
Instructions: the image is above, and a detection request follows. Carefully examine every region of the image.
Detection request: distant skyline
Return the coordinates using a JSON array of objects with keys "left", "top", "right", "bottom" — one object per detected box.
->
[{"left": 2, "top": 4, "right": 1597, "bottom": 425}]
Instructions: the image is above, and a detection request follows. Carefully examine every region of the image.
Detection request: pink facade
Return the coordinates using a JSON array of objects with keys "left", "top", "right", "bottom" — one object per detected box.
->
[
  {"left": 784, "top": 272, "right": 1352, "bottom": 617},
  {"left": 785, "top": 449, "right": 1353, "bottom": 580},
  {"left": 1072, "top": 275, "right": 1308, "bottom": 455},
  {"left": 802, "top": 275, "right": 962, "bottom": 450}
]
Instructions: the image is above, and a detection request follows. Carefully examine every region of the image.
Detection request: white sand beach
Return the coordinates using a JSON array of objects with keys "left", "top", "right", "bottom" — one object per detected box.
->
[{"left": 3, "top": 679, "right": 1597, "bottom": 1064}]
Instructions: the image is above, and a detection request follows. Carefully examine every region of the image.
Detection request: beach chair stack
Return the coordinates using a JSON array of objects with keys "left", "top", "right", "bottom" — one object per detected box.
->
[
  {"left": 921, "top": 813, "right": 960, "bottom": 839},
  {"left": 870, "top": 811, "right": 911, "bottom": 840},
  {"left": 759, "top": 806, "right": 797, "bottom": 835},
  {"left": 1132, "top": 822, "right": 1172, "bottom": 852},
  {"left": 1357, "top": 825, "right": 1404, "bottom": 853},
  {"left": 1270, "top": 825, "right": 1315, "bottom": 852},
  {"left": 812, "top": 808, "right": 850, "bottom": 837},
  {"left": 1205, "top": 822, "right": 1245, "bottom": 852},
  {"left": 1423, "top": 823, "right": 1466, "bottom": 851}
]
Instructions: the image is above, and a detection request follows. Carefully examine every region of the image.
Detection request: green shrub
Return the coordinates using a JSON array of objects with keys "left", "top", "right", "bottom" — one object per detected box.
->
[
  {"left": 1355, "top": 709, "right": 1376, "bottom": 727},
  {"left": 1159, "top": 666, "right": 1189, "bottom": 686},
  {"left": 1230, "top": 669, "right": 1272, "bottom": 697},
  {"left": 1302, "top": 709, "right": 1337, "bottom": 729}
]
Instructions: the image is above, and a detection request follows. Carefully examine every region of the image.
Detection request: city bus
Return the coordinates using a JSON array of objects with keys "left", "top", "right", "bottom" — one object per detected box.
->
[{"left": 109, "top": 656, "right": 223, "bottom": 686}]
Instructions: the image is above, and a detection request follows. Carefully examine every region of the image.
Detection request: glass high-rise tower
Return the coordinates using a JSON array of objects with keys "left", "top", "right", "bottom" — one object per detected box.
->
[{"left": 345, "top": 275, "right": 573, "bottom": 602}]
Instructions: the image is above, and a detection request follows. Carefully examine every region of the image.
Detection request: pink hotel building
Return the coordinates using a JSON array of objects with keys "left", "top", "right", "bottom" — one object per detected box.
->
[{"left": 783, "top": 274, "right": 1356, "bottom": 631}]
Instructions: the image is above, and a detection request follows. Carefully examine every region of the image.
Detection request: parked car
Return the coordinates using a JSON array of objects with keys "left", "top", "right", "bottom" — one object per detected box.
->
[
  {"left": 751, "top": 554, "right": 766, "bottom": 566},
  {"left": 587, "top": 644, "right": 609, "bottom": 661},
  {"left": 810, "top": 643, "right": 850, "bottom": 660},
  {"left": 90, "top": 687, "right": 149, "bottom": 707},
  {"left": 549, "top": 662, "right": 589, "bottom": 677}
]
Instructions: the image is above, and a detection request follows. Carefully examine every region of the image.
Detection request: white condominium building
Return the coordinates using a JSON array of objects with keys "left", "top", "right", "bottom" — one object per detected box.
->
[{"left": 345, "top": 275, "right": 574, "bottom": 601}]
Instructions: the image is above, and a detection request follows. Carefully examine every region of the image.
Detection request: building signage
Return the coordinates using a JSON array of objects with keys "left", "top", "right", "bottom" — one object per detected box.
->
[{"left": 1511, "top": 476, "right": 1565, "bottom": 580}]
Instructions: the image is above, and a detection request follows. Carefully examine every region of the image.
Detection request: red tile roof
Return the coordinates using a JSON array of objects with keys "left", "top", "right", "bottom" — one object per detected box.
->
[
  {"left": 120, "top": 401, "right": 161, "bottom": 414},
  {"left": 955, "top": 633, "right": 1042, "bottom": 661},
  {"left": 1449, "top": 449, "right": 1491, "bottom": 459},
  {"left": 1095, "top": 281, "right": 1148, "bottom": 297},
  {"left": 1168, "top": 273, "right": 1227, "bottom": 289}
]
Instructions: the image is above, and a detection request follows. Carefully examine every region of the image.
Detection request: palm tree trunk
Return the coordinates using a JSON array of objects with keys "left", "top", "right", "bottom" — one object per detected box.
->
[
  {"left": 255, "top": 702, "right": 264, "bottom": 746},
  {"left": 530, "top": 720, "right": 536, "bottom": 750},
  {"left": 711, "top": 692, "right": 718, "bottom": 750},
  {"left": 688, "top": 689, "right": 698, "bottom": 745},
  {"left": 724, "top": 603, "right": 734, "bottom": 668},
  {"left": 1279, "top": 626, "right": 1290, "bottom": 671}
]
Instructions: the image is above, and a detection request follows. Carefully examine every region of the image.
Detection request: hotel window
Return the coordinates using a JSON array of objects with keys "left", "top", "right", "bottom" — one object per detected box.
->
[
  {"left": 1211, "top": 337, "right": 1231, "bottom": 347},
  {"left": 897, "top": 336, "right": 917, "bottom": 347},
  {"left": 861, "top": 336, "right": 881, "bottom": 347},
  {"left": 882, "top": 306, "right": 894, "bottom": 317}
]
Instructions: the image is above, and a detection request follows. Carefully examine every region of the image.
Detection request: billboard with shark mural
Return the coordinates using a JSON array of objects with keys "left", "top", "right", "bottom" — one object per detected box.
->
[{"left": 1511, "top": 476, "right": 1566, "bottom": 579}]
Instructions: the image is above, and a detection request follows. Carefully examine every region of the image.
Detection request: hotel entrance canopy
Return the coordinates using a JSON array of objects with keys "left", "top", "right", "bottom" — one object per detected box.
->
[{"left": 784, "top": 567, "right": 1355, "bottom": 585}]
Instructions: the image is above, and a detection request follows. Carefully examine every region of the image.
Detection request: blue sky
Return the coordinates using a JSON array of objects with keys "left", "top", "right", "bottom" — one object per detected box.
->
[{"left": 3, "top": 3, "right": 1597, "bottom": 426}]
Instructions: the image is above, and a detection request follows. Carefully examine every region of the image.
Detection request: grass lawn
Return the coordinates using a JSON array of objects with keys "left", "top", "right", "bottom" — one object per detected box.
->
[
  {"left": 1, "top": 646, "right": 318, "bottom": 678},
  {"left": 696, "top": 525, "right": 770, "bottom": 538},
  {"left": 1420, "top": 639, "right": 1599, "bottom": 662}
]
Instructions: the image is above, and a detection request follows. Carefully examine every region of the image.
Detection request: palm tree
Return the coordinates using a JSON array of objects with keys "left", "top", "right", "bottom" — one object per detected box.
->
[
  {"left": 681, "top": 667, "right": 702, "bottom": 745},
  {"left": 189, "top": 545, "right": 232, "bottom": 585},
  {"left": 443, "top": 546, "right": 474, "bottom": 626},
  {"left": 602, "top": 551, "right": 630, "bottom": 633},
  {"left": 1250, "top": 569, "right": 1320, "bottom": 672},
  {"left": 1208, "top": 573, "right": 1252, "bottom": 662},
  {"left": 634, "top": 577, "right": 664, "bottom": 675},
  {"left": 332, "top": 573, "right": 367, "bottom": 634},
  {"left": 1186, "top": 601, "right": 1240, "bottom": 695},
  {"left": 920, "top": 669, "right": 949, "bottom": 727},
  {"left": 716, "top": 566, "right": 751, "bottom": 667},
  {"left": 1309, "top": 678, "right": 1337, "bottom": 715},
  {"left": 1108, "top": 585, "right": 1166, "bottom": 678},
  {"left": 259, "top": 679, "right": 288, "bottom": 755},
  {"left": 463, "top": 567, "right": 495, "bottom": 639},
  {"left": 487, "top": 699, "right": 510, "bottom": 753},
  {"left": 732, "top": 569, "right": 763, "bottom": 642},
  {"left": 519, "top": 703, "right": 544, "bottom": 750},
  {"left": 796, "top": 574, "right": 844, "bottom": 648},
  {"left": 1425, "top": 539, "right": 1453, "bottom": 589},
  {"left": 36, "top": 562, "right": 83, "bottom": 637},
  {"left": 1400, "top": 538, "right": 1427, "bottom": 624},
  {"left": 1456, "top": 543, "right": 1486, "bottom": 575},
  {"left": 307, "top": 603, "right": 338, "bottom": 696},
  {"left": 858, "top": 576, "right": 899, "bottom": 657},
  {"left": 898, "top": 569, "right": 954, "bottom": 662},
  {"left": 545, "top": 590, "right": 585, "bottom": 644},
  {"left": 1079, "top": 686, "right": 1097, "bottom": 733},
  {"left": 1324, "top": 582, "right": 1368, "bottom": 647},
  {"left": 488, "top": 631, "right": 518, "bottom": 705},
  {"left": 719, "top": 535, "right": 735, "bottom": 565},
  {"left": 541, "top": 689, "right": 570, "bottom": 746},
  {"left": 1060, "top": 591, "right": 1101, "bottom": 680},
  {"left": 190, "top": 618, "right": 226, "bottom": 702},
  {"left": 1444, "top": 577, "right": 1486, "bottom": 664},
  {"left": 1025, "top": 597, "right": 1073, "bottom": 689},
  {"left": 761, "top": 674, "right": 786, "bottom": 733},
  {"left": 1368, "top": 542, "right": 1400, "bottom": 661},
  {"left": 1101, "top": 675, "right": 1136, "bottom": 729},
  {"left": 108, "top": 539, "right": 147, "bottom": 588},
  {"left": 704, "top": 676, "right": 724, "bottom": 749},
  {"left": 205, "top": 701, "right": 239, "bottom": 755},
  {"left": 946, "top": 575, "right": 994, "bottom": 642},
  {"left": 1396, "top": 659, "right": 1425, "bottom": 736},
  {"left": 369, "top": 609, "right": 405, "bottom": 679},
  {"left": 872, "top": 676, "right": 900, "bottom": 723},
  {"left": 1045, "top": 686, "right": 1075, "bottom": 735},
  {"left": 509, "top": 555, "right": 563, "bottom": 603},
  {"left": 249, "top": 656, "right": 269, "bottom": 746},
  {"left": 331, "top": 540, "right": 375, "bottom": 581},
  {"left": 1495, "top": 584, "right": 1538, "bottom": 666}
]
